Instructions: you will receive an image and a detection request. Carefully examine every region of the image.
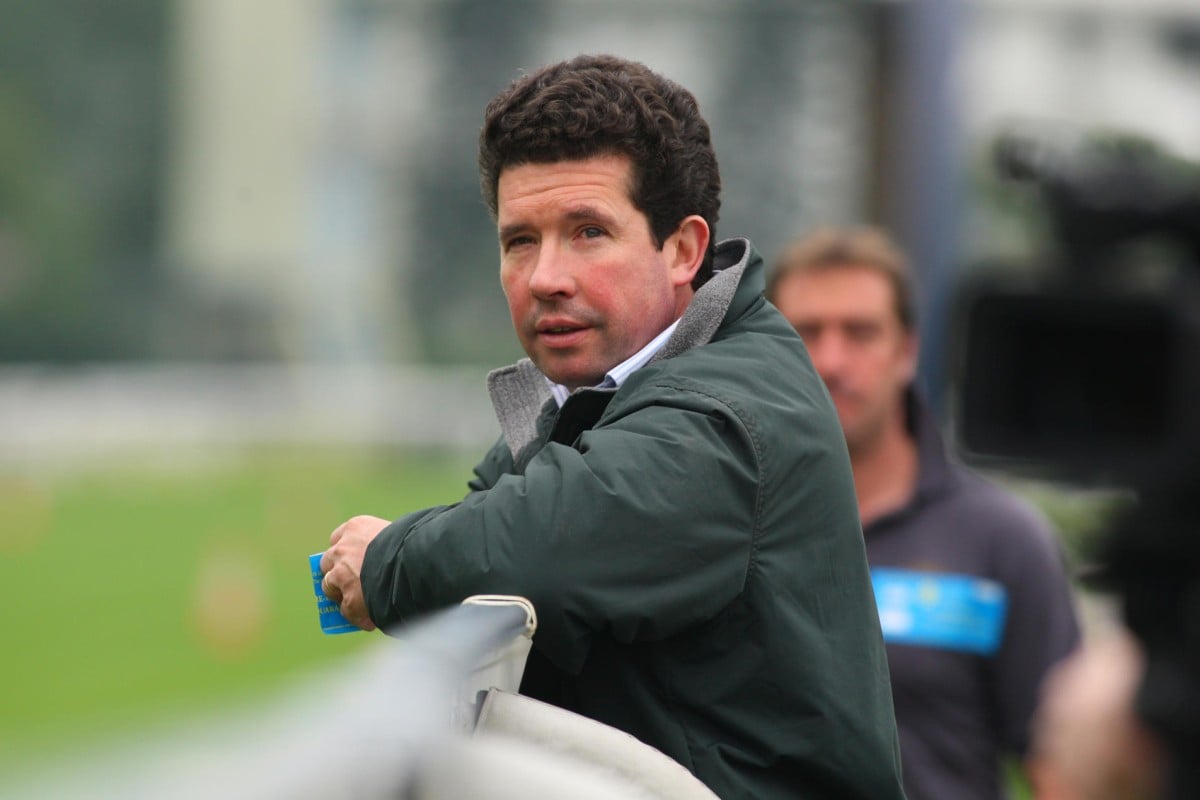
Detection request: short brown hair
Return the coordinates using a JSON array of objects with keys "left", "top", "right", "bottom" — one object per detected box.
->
[
  {"left": 478, "top": 54, "right": 722, "bottom": 289},
  {"left": 766, "top": 226, "right": 918, "bottom": 330}
]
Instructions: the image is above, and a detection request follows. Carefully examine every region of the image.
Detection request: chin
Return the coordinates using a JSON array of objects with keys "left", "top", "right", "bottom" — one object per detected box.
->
[
  {"left": 542, "top": 369, "right": 584, "bottom": 391},
  {"left": 842, "top": 423, "right": 869, "bottom": 450}
]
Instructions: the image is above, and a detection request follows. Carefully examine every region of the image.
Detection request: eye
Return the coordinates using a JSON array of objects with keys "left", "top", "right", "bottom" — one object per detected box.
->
[
  {"left": 579, "top": 225, "right": 606, "bottom": 239},
  {"left": 794, "top": 324, "right": 820, "bottom": 342},
  {"left": 503, "top": 234, "right": 535, "bottom": 252},
  {"left": 845, "top": 322, "right": 881, "bottom": 343}
]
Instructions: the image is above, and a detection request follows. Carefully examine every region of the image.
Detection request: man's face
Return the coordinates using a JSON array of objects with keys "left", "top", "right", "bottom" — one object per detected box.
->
[
  {"left": 497, "top": 154, "right": 700, "bottom": 391},
  {"left": 771, "top": 265, "right": 917, "bottom": 453}
]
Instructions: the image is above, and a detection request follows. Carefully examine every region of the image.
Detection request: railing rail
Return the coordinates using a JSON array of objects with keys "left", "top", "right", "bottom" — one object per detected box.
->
[
  {"left": 0, "top": 598, "right": 535, "bottom": 800},
  {"left": 0, "top": 595, "right": 718, "bottom": 799}
]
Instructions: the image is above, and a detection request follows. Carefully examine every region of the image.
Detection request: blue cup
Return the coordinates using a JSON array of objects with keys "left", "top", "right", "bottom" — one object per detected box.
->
[{"left": 309, "top": 552, "right": 360, "bottom": 635}]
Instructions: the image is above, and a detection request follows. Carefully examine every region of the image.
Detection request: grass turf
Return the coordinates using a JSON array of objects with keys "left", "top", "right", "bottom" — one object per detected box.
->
[
  {"left": 0, "top": 446, "right": 1064, "bottom": 797},
  {"left": 0, "top": 447, "right": 477, "bottom": 774}
]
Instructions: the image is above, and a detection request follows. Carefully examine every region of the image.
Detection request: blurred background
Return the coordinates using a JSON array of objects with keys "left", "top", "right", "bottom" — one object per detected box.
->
[{"left": 2, "top": 0, "right": 1198, "bottom": 788}]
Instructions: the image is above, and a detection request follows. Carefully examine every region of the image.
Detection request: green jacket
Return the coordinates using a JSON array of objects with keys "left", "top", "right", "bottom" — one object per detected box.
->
[{"left": 362, "top": 238, "right": 905, "bottom": 799}]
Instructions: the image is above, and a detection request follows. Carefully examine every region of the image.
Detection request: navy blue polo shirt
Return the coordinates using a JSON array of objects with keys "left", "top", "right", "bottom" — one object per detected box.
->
[{"left": 865, "top": 392, "right": 1081, "bottom": 800}]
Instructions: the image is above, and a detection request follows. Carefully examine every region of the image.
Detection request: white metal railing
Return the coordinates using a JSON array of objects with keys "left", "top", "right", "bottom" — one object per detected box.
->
[
  {"left": 0, "top": 596, "right": 718, "bottom": 800},
  {"left": 0, "top": 597, "right": 532, "bottom": 799}
]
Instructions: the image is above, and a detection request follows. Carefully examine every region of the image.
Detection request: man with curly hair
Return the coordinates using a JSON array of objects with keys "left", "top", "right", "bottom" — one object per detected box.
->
[{"left": 320, "top": 54, "right": 905, "bottom": 799}]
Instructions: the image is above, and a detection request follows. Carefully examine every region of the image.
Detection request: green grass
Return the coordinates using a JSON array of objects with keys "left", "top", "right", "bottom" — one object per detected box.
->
[
  {"left": 0, "top": 446, "right": 477, "bottom": 775},
  {"left": 0, "top": 447, "right": 1083, "bottom": 795}
]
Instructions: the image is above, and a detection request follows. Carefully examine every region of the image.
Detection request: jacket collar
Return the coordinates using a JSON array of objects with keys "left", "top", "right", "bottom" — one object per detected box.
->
[{"left": 487, "top": 237, "right": 759, "bottom": 457}]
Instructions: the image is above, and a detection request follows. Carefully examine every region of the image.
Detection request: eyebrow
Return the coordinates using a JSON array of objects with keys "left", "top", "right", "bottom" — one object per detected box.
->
[{"left": 498, "top": 204, "right": 619, "bottom": 243}]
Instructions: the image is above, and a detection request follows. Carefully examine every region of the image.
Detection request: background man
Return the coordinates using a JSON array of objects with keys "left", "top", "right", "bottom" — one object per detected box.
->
[
  {"left": 319, "top": 56, "right": 906, "bottom": 799},
  {"left": 767, "top": 225, "right": 1081, "bottom": 800}
]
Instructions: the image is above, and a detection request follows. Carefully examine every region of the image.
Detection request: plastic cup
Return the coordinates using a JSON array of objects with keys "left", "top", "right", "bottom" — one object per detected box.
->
[{"left": 309, "top": 552, "right": 360, "bottom": 635}]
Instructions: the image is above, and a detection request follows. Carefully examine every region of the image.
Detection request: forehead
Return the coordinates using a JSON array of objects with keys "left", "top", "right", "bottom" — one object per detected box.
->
[
  {"left": 496, "top": 155, "right": 635, "bottom": 216},
  {"left": 775, "top": 264, "right": 900, "bottom": 320}
]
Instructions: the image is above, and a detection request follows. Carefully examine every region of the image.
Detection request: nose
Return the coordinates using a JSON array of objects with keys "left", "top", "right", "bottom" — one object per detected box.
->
[
  {"left": 527, "top": 242, "right": 575, "bottom": 300},
  {"left": 805, "top": 332, "right": 848, "bottom": 383}
]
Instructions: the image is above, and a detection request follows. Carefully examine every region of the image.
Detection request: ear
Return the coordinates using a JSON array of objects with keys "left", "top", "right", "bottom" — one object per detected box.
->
[{"left": 665, "top": 215, "right": 710, "bottom": 289}]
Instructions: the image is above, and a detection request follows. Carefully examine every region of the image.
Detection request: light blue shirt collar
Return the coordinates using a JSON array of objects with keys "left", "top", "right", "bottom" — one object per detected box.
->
[{"left": 547, "top": 319, "right": 680, "bottom": 407}]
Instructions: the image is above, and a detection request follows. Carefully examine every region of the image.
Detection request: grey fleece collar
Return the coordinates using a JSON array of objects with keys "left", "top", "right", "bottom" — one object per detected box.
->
[{"left": 486, "top": 237, "right": 752, "bottom": 457}]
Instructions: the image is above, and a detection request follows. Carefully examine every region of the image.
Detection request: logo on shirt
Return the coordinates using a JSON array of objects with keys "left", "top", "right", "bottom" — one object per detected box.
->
[{"left": 871, "top": 568, "right": 1008, "bottom": 655}]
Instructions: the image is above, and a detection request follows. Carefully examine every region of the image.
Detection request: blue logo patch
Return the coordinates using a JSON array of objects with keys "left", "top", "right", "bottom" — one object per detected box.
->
[{"left": 871, "top": 568, "right": 1008, "bottom": 655}]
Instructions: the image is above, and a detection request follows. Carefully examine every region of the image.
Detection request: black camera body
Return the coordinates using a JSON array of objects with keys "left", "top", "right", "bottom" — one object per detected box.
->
[
  {"left": 953, "top": 131, "right": 1200, "bottom": 799},
  {"left": 955, "top": 132, "right": 1200, "bottom": 486}
]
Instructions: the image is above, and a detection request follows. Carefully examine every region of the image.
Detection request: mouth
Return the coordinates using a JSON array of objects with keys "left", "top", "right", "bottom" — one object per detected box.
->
[
  {"left": 534, "top": 320, "right": 590, "bottom": 348},
  {"left": 824, "top": 386, "right": 856, "bottom": 410}
]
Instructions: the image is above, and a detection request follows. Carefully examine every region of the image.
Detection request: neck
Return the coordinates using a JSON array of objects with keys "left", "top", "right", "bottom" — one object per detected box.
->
[{"left": 849, "top": 408, "right": 918, "bottom": 529}]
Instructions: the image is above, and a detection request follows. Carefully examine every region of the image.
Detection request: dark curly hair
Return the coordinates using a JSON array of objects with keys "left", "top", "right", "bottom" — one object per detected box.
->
[{"left": 478, "top": 54, "right": 722, "bottom": 289}]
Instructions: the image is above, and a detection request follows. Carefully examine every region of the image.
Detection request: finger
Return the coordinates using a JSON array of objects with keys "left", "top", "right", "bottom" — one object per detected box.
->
[
  {"left": 329, "top": 520, "right": 346, "bottom": 546},
  {"left": 321, "top": 573, "right": 343, "bottom": 603},
  {"left": 338, "top": 590, "right": 376, "bottom": 632}
]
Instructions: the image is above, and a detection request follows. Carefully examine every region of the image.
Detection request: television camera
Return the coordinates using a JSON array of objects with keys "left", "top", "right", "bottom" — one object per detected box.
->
[{"left": 953, "top": 130, "right": 1200, "bottom": 799}]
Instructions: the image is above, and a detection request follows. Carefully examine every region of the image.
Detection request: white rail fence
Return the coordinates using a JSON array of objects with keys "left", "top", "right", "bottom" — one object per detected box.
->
[{"left": 0, "top": 597, "right": 719, "bottom": 800}]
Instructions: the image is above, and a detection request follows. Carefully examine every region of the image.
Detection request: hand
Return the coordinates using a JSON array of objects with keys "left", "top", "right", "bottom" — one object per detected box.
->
[
  {"left": 319, "top": 515, "right": 390, "bottom": 631},
  {"left": 1027, "top": 628, "right": 1166, "bottom": 800}
]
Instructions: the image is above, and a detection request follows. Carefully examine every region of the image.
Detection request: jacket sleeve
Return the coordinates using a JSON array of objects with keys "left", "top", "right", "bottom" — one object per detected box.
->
[{"left": 360, "top": 387, "right": 760, "bottom": 675}]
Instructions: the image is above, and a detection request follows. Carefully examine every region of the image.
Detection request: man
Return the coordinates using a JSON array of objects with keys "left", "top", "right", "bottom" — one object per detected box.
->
[
  {"left": 319, "top": 56, "right": 906, "bottom": 799},
  {"left": 767, "top": 226, "right": 1082, "bottom": 800}
]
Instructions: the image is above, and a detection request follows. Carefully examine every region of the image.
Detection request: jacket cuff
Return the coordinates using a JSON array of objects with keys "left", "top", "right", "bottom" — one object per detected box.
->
[{"left": 360, "top": 515, "right": 414, "bottom": 631}]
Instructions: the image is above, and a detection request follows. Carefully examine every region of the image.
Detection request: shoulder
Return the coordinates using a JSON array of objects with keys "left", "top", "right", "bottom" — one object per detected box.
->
[
  {"left": 608, "top": 329, "right": 854, "bottom": 526},
  {"left": 939, "top": 466, "right": 1071, "bottom": 572},
  {"left": 661, "top": 299, "right": 822, "bottom": 396},
  {"left": 951, "top": 468, "right": 1049, "bottom": 529},
  {"left": 624, "top": 317, "right": 837, "bottom": 441}
]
